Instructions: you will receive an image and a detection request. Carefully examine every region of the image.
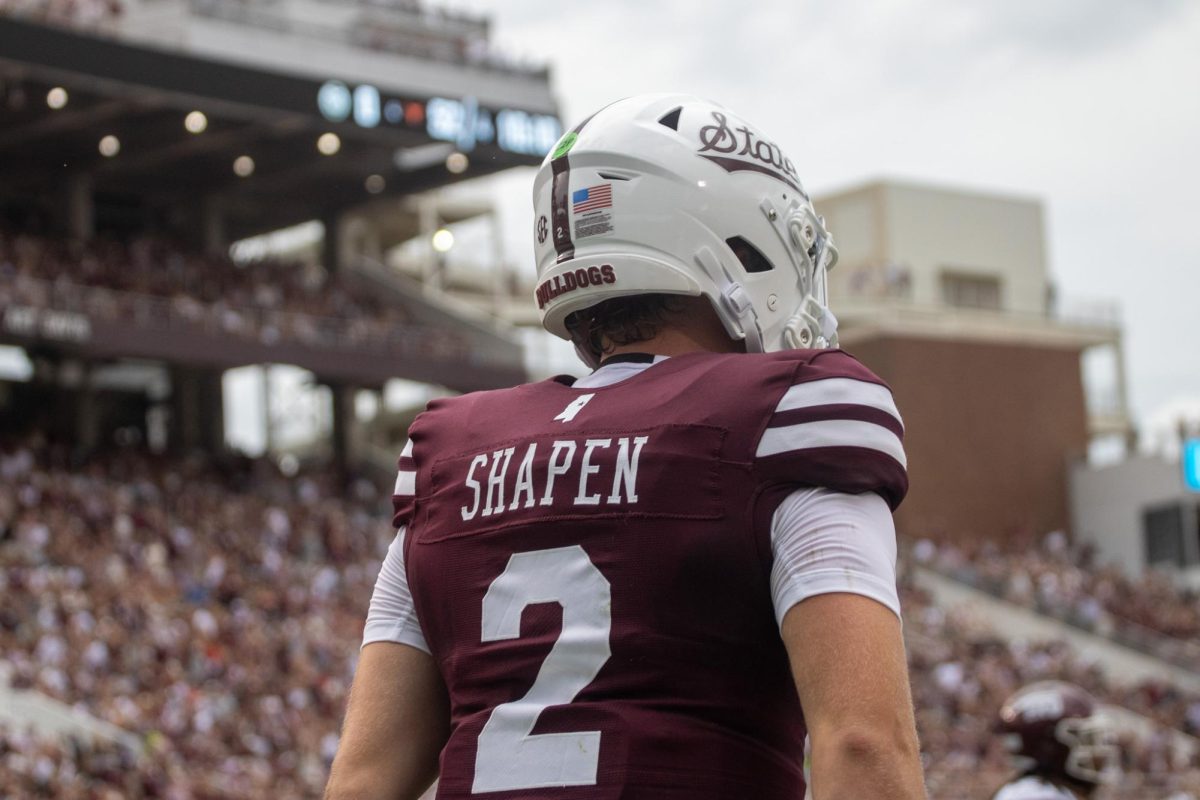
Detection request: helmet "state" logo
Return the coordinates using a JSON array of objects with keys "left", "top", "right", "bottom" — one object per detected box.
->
[{"left": 696, "top": 111, "right": 805, "bottom": 196}]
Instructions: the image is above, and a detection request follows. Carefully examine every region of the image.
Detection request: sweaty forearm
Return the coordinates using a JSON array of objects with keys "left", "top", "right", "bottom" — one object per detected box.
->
[{"left": 810, "top": 727, "right": 927, "bottom": 800}]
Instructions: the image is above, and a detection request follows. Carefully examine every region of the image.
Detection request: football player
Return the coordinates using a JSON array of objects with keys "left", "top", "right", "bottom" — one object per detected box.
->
[
  {"left": 326, "top": 94, "right": 926, "bottom": 799},
  {"left": 992, "top": 681, "right": 1119, "bottom": 799}
]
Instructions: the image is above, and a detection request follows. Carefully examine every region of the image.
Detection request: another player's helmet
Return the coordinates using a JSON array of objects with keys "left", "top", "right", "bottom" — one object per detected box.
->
[
  {"left": 531, "top": 94, "right": 839, "bottom": 367},
  {"left": 996, "top": 681, "right": 1118, "bottom": 785}
]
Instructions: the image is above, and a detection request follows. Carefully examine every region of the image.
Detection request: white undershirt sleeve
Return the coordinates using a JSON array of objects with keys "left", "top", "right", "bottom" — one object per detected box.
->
[
  {"left": 362, "top": 527, "right": 431, "bottom": 653},
  {"left": 769, "top": 487, "right": 901, "bottom": 627}
]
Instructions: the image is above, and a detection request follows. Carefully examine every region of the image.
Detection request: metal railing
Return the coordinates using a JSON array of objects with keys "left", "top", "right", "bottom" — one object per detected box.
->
[
  {"left": 0, "top": 274, "right": 471, "bottom": 361},
  {"left": 187, "top": 0, "right": 548, "bottom": 78},
  {"left": 833, "top": 294, "right": 1122, "bottom": 332}
]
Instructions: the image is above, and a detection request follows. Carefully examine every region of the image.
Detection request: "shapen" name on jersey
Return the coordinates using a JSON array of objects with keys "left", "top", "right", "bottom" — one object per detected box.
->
[{"left": 460, "top": 435, "right": 648, "bottom": 521}]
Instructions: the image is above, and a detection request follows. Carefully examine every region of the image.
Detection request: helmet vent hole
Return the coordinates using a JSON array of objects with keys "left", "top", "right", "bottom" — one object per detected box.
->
[
  {"left": 597, "top": 171, "right": 633, "bottom": 181},
  {"left": 657, "top": 106, "right": 683, "bottom": 131},
  {"left": 726, "top": 236, "right": 775, "bottom": 274}
]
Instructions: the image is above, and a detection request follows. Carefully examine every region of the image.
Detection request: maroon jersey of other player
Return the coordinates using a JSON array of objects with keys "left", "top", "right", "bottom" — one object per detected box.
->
[{"left": 394, "top": 349, "right": 907, "bottom": 799}]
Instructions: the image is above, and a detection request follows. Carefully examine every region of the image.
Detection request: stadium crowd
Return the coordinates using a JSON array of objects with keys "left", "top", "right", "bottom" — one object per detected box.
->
[
  {"left": 0, "top": 432, "right": 1197, "bottom": 797},
  {"left": 0, "top": 230, "right": 471, "bottom": 359},
  {"left": 912, "top": 534, "right": 1200, "bottom": 672},
  {"left": 0, "top": 434, "right": 391, "bottom": 797},
  {"left": 901, "top": 578, "right": 1200, "bottom": 798}
]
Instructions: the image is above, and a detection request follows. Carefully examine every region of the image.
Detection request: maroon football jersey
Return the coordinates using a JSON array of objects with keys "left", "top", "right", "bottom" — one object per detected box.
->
[{"left": 394, "top": 349, "right": 907, "bottom": 799}]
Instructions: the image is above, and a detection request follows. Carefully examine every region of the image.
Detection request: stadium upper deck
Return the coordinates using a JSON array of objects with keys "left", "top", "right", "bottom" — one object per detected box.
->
[
  {"left": 0, "top": 8, "right": 560, "bottom": 239},
  {"left": 0, "top": 4, "right": 562, "bottom": 394}
]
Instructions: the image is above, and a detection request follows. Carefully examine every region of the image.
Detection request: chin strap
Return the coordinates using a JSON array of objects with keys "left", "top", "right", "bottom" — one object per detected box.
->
[{"left": 694, "top": 246, "right": 765, "bottom": 353}]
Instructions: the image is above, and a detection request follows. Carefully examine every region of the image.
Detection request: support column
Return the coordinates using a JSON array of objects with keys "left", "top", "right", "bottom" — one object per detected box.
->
[
  {"left": 202, "top": 196, "right": 227, "bottom": 257},
  {"left": 418, "top": 197, "right": 442, "bottom": 291},
  {"left": 169, "top": 366, "right": 228, "bottom": 454},
  {"left": 65, "top": 174, "right": 94, "bottom": 241},
  {"left": 328, "top": 382, "right": 354, "bottom": 481},
  {"left": 323, "top": 213, "right": 342, "bottom": 274},
  {"left": 1112, "top": 337, "right": 1135, "bottom": 454},
  {"left": 261, "top": 365, "right": 274, "bottom": 456},
  {"left": 489, "top": 209, "right": 506, "bottom": 316},
  {"left": 198, "top": 368, "right": 225, "bottom": 453},
  {"left": 76, "top": 360, "right": 100, "bottom": 454}
]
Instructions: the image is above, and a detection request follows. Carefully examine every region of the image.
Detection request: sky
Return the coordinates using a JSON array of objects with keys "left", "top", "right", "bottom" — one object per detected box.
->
[{"left": 455, "top": 0, "right": 1200, "bottom": 444}]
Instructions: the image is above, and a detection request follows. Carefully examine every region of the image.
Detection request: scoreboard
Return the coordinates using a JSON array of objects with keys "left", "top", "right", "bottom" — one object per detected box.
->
[{"left": 316, "top": 80, "right": 561, "bottom": 157}]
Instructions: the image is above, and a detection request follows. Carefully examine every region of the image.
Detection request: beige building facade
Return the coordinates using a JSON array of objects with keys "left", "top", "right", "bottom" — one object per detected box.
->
[{"left": 814, "top": 180, "right": 1129, "bottom": 542}]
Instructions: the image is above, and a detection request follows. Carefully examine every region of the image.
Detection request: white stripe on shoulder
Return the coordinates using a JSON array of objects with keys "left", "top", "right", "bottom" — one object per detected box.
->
[
  {"left": 775, "top": 377, "right": 902, "bottom": 426},
  {"left": 756, "top": 418, "right": 907, "bottom": 467},
  {"left": 394, "top": 470, "right": 415, "bottom": 496},
  {"left": 401, "top": 439, "right": 414, "bottom": 458}
]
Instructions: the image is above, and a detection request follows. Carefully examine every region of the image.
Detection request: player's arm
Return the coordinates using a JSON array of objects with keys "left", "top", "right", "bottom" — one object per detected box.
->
[
  {"left": 325, "top": 641, "right": 448, "bottom": 800},
  {"left": 768, "top": 488, "right": 925, "bottom": 800},
  {"left": 326, "top": 521, "right": 449, "bottom": 800},
  {"left": 783, "top": 594, "right": 924, "bottom": 799}
]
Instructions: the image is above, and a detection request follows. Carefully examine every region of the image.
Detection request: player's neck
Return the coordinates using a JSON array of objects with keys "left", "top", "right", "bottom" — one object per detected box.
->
[{"left": 603, "top": 315, "right": 743, "bottom": 360}]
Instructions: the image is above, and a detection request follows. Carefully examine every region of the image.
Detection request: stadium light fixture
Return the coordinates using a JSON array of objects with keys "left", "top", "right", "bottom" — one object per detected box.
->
[
  {"left": 318, "top": 132, "right": 341, "bottom": 156},
  {"left": 98, "top": 135, "right": 120, "bottom": 157},
  {"left": 431, "top": 228, "right": 455, "bottom": 253},
  {"left": 365, "top": 174, "right": 386, "bottom": 194},
  {"left": 233, "top": 155, "right": 255, "bottom": 177},
  {"left": 446, "top": 151, "right": 469, "bottom": 174},
  {"left": 185, "top": 111, "right": 208, "bottom": 134},
  {"left": 46, "top": 87, "right": 68, "bottom": 110}
]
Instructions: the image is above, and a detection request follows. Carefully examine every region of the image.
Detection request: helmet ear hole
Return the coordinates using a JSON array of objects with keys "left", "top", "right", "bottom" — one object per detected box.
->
[{"left": 725, "top": 236, "right": 774, "bottom": 274}]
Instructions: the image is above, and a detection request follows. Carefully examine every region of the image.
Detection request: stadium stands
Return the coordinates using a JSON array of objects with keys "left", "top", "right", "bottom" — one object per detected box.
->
[
  {"left": 0, "top": 227, "right": 528, "bottom": 392},
  {"left": 0, "top": 722, "right": 152, "bottom": 798},
  {"left": 913, "top": 535, "right": 1200, "bottom": 673},
  {"left": 2, "top": 430, "right": 1198, "bottom": 797},
  {"left": 0, "top": 435, "right": 390, "bottom": 796},
  {"left": 0, "top": 229, "right": 425, "bottom": 352},
  {"left": 903, "top": 578, "right": 1200, "bottom": 798}
]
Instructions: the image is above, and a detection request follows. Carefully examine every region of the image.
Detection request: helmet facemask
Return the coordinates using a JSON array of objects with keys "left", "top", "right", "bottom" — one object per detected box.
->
[{"left": 1058, "top": 715, "right": 1120, "bottom": 785}]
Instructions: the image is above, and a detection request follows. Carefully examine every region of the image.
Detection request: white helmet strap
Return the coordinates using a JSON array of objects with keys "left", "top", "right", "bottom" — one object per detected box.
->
[{"left": 694, "top": 246, "right": 764, "bottom": 353}]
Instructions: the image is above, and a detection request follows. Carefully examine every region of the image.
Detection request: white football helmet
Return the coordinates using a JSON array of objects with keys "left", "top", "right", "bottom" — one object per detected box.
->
[{"left": 531, "top": 93, "right": 838, "bottom": 367}]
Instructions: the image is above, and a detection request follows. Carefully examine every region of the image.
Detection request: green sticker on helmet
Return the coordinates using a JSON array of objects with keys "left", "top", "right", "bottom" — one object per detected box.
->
[{"left": 552, "top": 132, "right": 578, "bottom": 159}]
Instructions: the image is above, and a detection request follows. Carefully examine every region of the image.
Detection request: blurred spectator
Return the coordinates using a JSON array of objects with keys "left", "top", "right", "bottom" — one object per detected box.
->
[
  {"left": 1, "top": 435, "right": 392, "bottom": 797},
  {"left": 902, "top": 579, "right": 1200, "bottom": 798},
  {"left": 3, "top": 430, "right": 1200, "bottom": 797},
  {"left": 912, "top": 534, "right": 1200, "bottom": 672},
  {"left": 0, "top": 230, "right": 473, "bottom": 360}
]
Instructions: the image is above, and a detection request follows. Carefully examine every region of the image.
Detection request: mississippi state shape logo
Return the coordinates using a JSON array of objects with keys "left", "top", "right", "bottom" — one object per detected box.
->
[{"left": 696, "top": 111, "right": 805, "bottom": 196}]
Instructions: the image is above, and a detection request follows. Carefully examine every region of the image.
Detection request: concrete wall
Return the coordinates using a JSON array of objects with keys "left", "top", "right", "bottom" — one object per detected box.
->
[
  {"left": 849, "top": 335, "right": 1089, "bottom": 541},
  {"left": 118, "top": 0, "right": 557, "bottom": 113},
  {"left": 1070, "top": 455, "right": 1200, "bottom": 579},
  {"left": 816, "top": 180, "right": 1049, "bottom": 315}
]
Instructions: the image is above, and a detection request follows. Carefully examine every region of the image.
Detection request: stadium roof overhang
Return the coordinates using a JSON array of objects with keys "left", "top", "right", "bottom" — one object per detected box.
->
[{"left": 0, "top": 17, "right": 561, "bottom": 240}]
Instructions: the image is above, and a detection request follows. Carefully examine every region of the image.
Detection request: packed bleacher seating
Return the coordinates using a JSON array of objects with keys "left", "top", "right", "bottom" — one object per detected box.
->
[
  {"left": 2, "top": 432, "right": 1199, "bottom": 798},
  {"left": 0, "top": 230, "right": 463, "bottom": 358},
  {"left": 0, "top": 722, "right": 154, "bottom": 798},
  {"left": 901, "top": 579, "right": 1200, "bottom": 798},
  {"left": 0, "top": 434, "right": 391, "bottom": 797},
  {"left": 912, "top": 534, "right": 1200, "bottom": 672}
]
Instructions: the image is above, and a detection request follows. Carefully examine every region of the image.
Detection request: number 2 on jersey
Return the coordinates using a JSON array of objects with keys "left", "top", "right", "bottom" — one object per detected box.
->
[{"left": 472, "top": 546, "right": 612, "bottom": 794}]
